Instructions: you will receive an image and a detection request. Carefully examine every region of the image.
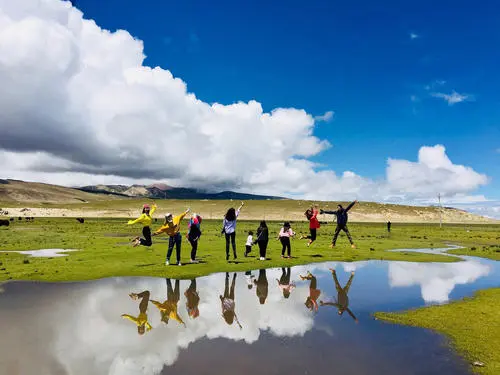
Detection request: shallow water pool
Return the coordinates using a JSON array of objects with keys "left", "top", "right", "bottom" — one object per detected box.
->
[{"left": 0, "top": 250, "right": 498, "bottom": 375}]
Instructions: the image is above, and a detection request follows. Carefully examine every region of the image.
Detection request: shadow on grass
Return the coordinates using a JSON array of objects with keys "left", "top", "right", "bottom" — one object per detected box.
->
[{"left": 310, "top": 254, "right": 324, "bottom": 258}]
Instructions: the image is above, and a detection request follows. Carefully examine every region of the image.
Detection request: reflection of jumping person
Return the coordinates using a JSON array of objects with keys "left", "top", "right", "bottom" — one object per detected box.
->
[
  {"left": 184, "top": 279, "right": 200, "bottom": 319},
  {"left": 320, "top": 269, "right": 358, "bottom": 323},
  {"left": 187, "top": 213, "right": 202, "bottom": 263},
  {"left": 321, "top": 200, "right": 358, "bottom": 248},
  {"left": 254, "top": 269, "right": 268, "bottom": 304},
  {"left": 121, "top": 291, "right": 152, "bottom": 335},
  {"left": 255, "top": 221, "right": 269, "bottom": 261},
  {"left": 277, "top": 267, "right": 295, "bottom": 299},
  {"left": 151, "top": 279, "right": 186, "bottom": 326},
  {"left": 153, "top": 208, "right": 190, "bottom": 266},
  {"left": 222, "top": 202, "right": 245, "bottom": 261},
  {"left": 300, "top": 271, "right": 320, "bottom": 312},
  {"left": 128, "top": 203, "right": 157, "bottom": 247},
  {"left": 300, "top": 205, "right": 320, "bottom": 246},
  {"left": 220, "top": 272, "right": 242, "bottom": 328},
  {"left": 278, "top": 222, "right": 295, "bottom": 258}
]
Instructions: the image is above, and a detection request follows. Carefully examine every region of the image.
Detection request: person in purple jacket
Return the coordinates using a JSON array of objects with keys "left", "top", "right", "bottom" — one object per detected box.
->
[{"left": 221, "top": 202, "right": 245, "bottom": 261}]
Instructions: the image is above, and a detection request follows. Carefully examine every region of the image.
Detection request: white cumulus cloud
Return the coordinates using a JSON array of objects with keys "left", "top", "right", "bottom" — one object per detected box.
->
[{"left": 0, "top": 0, "right": 491, "bottom": 203}]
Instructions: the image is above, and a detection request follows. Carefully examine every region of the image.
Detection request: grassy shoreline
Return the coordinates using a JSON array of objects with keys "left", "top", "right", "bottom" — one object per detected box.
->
[
  {"left": 374, "top": 288, "right": 500, "bottom": 375},
  {"left": 0, "top": 219, "right": 498, "bottom": 282}
]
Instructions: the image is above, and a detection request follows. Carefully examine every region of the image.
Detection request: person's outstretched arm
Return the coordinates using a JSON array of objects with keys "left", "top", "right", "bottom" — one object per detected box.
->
[
  {"left": 236, "top": 202, "right": 244, "bottom": 217},
  {"left": 153, "top": 225, "right": 167, "bottom": 236},
  {"left": 127, "top": 214, "right": 146, "bottom": 225},
  {"left": 345, "top": 200, "right": 358, "bottom": 212},
  {"left": 320, "top": 209, "right": 337, "bottom": 215},
  {"left": 177, "top": 208, "right": 190, "bottom": 222},
  {"left": 150, "top": 203, "right": 157, "bottom": 216}
]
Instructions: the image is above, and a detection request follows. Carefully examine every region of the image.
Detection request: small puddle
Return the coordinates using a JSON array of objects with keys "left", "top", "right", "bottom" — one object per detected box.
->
[
  {"left": 0, "top": 249, "right": 79, "bottom": 257},
  {"left": 0, "top": 250, "right": 498, "bottom": 375}
]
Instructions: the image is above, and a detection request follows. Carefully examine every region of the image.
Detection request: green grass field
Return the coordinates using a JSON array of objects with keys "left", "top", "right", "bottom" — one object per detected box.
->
[
  {"left": 0, "top": 218, "right": 499, "bottom": 281},
  {"left": 375, "top": 288, "right": 500, "bottom": 375}
]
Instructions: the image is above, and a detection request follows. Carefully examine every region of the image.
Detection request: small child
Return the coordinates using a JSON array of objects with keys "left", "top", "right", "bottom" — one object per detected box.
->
[
  {"left": 278, "top": 222, "right": 295, "bottom": 258},
  {"left": 244, "top": 230, "right": 254, "bottom": 257}
]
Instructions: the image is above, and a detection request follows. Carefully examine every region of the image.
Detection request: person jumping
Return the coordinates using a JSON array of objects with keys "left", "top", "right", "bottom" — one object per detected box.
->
[
  {"left": 127, "top": 203, "right": 157, "bottom": 247},
  {"left": 153, "top": 208, "right": 190, "bottom": 266},
  {"left": 321, "top": 200, "right": 358, "bottom": 248},
  {"left": 300, "top": 205, "right": 320, "bottom": 246}
]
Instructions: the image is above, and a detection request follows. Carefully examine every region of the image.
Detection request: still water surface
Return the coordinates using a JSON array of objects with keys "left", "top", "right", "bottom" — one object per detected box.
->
[{"left": 0, "top": 250, "right": 498, "bottom": 375}]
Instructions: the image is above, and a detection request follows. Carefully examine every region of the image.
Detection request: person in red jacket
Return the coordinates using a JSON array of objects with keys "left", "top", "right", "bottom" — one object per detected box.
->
[{"left": 300, "top": 205, "right": 320, "bottom": 247}]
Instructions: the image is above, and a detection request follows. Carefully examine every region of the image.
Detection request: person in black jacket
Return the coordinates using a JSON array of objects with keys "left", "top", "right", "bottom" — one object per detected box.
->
[
  {"left": 321, "top": 200, "right": 358, "bottom": 248},
  {"left": 254, "top": 220, "right": 269, "bottom": 260}
]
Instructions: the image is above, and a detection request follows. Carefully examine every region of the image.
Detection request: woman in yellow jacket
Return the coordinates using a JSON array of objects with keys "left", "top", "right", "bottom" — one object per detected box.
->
[
  {"left": 153, "top": 208, "right": 190, "bottom": 265},
  {"left": 128, "top": 203, "right": 157, "bottom": 247}
]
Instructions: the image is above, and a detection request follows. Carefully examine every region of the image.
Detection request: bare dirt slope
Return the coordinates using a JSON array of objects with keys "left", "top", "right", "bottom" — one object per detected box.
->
[
  {"left": 0, "top": 179, "right": 496, "bottom": 223},
  {"left": 0, "top": 179, "right": 121, "bottom": 204}
]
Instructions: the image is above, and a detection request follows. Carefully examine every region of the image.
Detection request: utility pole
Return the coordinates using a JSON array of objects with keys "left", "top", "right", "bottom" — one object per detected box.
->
[{"left": 438, "top": 193, "right": 442, "bottom": 228}]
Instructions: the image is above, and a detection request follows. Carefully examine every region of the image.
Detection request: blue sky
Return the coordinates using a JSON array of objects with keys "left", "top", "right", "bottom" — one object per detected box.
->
[{"left": 73, "top": 0, "right": 499, "bottom": 199}]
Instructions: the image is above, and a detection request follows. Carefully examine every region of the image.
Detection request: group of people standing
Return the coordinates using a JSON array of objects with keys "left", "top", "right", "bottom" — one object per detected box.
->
[
  {"left": 127, "top": 199, "right": 360, "bottom": 265},
  {"left": 122, "top": 267, "right": 356, "bottom": 335}
]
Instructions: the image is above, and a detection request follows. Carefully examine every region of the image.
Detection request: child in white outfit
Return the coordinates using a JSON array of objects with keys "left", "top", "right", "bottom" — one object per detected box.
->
[{"left": 244, "top": 230, "right": 254, "bottom": 257}]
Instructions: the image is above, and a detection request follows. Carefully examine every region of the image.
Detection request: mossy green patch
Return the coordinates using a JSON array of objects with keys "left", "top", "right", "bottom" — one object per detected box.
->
[
  {"left": 375, "top": 288, "right": 500, "bottom": 375},
  {"left": 0, "top": 219, "right": 497, "bottom": 282}
]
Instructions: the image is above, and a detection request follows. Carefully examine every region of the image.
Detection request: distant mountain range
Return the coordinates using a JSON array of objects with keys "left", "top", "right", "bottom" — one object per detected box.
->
[{"left": 77, "top": 183, "right": 283, "bottom": 200}]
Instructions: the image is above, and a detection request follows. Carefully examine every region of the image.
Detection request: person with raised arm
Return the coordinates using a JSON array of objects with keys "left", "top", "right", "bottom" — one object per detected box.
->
[
  {"left": 321, "top": 200, "right": 358, "bottom": 248},
  {"left": 153, "top": 207, "right": 190, "bottom": 266},
  {"left": 127, "top": 203, "right": 157, "bottom": 247},
  {"left": 300, "top": 205, "right": 320, "bottom": 247},
  {"left": 221, "top": 202, "right": 244, "bottom": 261}
]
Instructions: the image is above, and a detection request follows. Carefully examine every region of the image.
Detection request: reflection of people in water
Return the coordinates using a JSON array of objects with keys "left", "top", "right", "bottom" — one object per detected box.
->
[
  {"left": 300, "top": 271, "right": 320, "bottom": 312},
  {"left": 184, "top": 279, "right": 200, "bottom": 319},
  {"left": 245, "top": 271, "right": 255, "bottom": 289},
  {"left": 151, "top": 279, "right": 186, "bottom": 326},
  {"left": 220, "top": 272, "right": 242, "bottom": 328},
  {"left": 277, "top": 267, "right": 295, "bottom": 299},
  {"left": 320, "top": 269, "right": 358, "bottom": 323},
  {"left": 121, "top": 291, "right": 153, "bottom": 335},
  {"left": 254, "top": 269, "right": 268, "bottom": 304}
]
